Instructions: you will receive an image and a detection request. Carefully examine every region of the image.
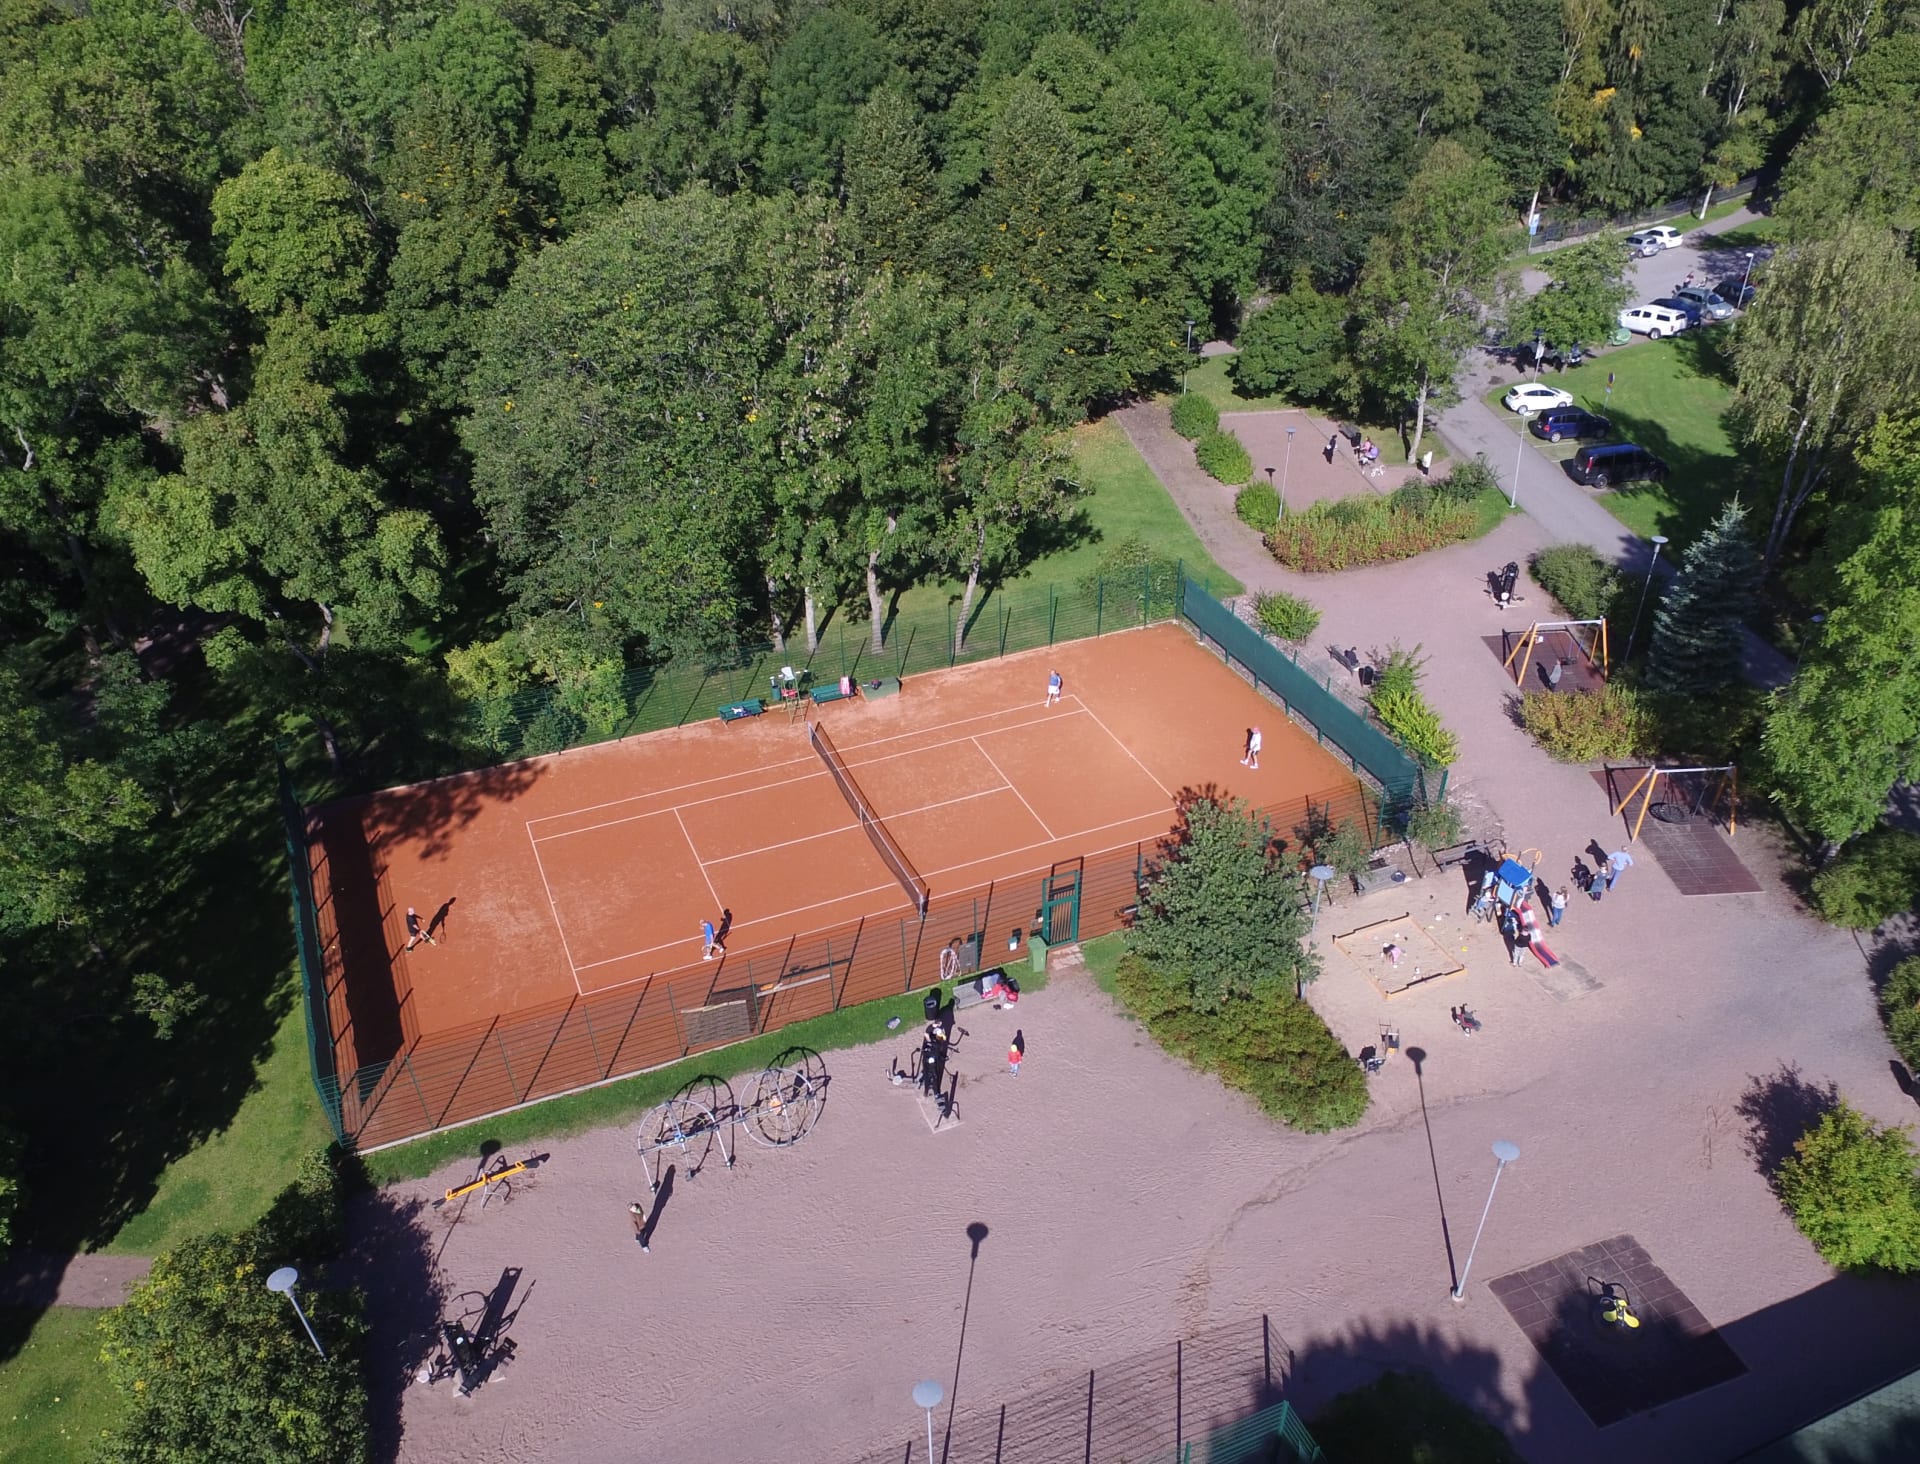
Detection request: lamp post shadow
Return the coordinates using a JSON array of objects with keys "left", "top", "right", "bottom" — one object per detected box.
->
[
  {"left": 939, "top": 1222, "right": 990, "bottom": 1463},
  {"left": 1405, "top": 1046, "right": 1460, "bottom": 1295}
]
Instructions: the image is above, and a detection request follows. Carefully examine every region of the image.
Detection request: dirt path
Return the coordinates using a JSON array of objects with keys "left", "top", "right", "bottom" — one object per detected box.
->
[{"left": 0, "top": 1251, "right": 151, "bottom": 1309}]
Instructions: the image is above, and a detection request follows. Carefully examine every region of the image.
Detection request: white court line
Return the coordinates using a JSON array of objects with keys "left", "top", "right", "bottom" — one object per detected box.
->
[
  {"left": 573, "top": 811, "right": 1175, "bottom": 993},
  {"left": 699, "top": 782, "right": 1016, "bottom": 868},
  {"left": 918, "top": 803, "right": 1171, "bottom": 884},
  {"left": 532, "top": 712, "right": 1087, "bottom": 847},
  {"left": 525, "top": 696, "right": 1076, "bottom": 833},
  {"left": 675, "top": 806, "right": 723, "bottom": 910},
  {"left": 969, "top": 736, "right": 1056, "bottom": 841},
  {"left": 527, "top": 822, "right": 585, "bottom": 995},
  {"left": 1071, "top": 699, "right": 1174, "bottom": 800},
  {"left": 571, "top": 877, "right": 902, "bottom": 973}
]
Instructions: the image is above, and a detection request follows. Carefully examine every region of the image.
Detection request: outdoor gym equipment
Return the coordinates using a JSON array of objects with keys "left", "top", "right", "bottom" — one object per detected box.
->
[
  {"left": 634, "top": 1050, "right": 829, "bottom": 1192},
  {"left": 432, "top": 1152, "right": 547, "bottom": 1210},
  {"left": 1502, "top": 619, "right": 1609, "bottom": 686},
  {"left": 1609, "top": 763, "right": 1739, "bottom": 841}
]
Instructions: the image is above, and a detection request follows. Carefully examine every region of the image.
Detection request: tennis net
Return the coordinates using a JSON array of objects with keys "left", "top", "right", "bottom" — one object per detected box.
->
[{"left": 808, "top": 722, "right": 931, "bottom": 916}]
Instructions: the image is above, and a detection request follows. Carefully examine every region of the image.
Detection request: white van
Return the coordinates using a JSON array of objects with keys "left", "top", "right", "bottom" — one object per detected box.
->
[{"left": 1618, "top": 304, "right": 1689, "bottom": 340}]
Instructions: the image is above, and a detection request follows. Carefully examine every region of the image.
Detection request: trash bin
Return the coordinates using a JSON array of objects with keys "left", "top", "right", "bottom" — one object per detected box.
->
[
  {"left": 1027, "top": 935, "right": 1048, "bottom": 975},
  {"left": 923, "top": 988, "right": 943, "bottom": 1021}
]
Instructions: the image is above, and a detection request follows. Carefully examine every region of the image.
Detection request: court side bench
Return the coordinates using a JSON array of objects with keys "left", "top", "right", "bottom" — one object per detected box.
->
[
  {"left": 718, "top": 698, "right": 766, "bottom": 723},
  {"left": 810, "top": 676, "right": 903, "bottom": 706}
]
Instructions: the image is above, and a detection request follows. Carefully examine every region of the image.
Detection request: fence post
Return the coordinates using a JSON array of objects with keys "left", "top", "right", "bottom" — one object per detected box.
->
[
  {"left": 1095, "top": 577, "right": 1104, "bottom": 637},
  {"left": 1436, "top": 767, "right": 1450, "bottom": 803},
  {"left": 493, "top": 1028, "right": 521, "bottom": 1102},
  {"left": 580, "top": 1000, "right": 606, "bottom": 1078},
  {"left": 1048, "top": 583, "right": 1057, "bottom": 645}
]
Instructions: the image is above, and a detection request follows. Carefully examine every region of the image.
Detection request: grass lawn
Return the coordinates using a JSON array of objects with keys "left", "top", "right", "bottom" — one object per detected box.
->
[
  {"left": 1178, "top": 352, "right": 1293, "bottom": 413},
  {"left": 363, "top": 962, "right": 1052, "bottom": 1184},
  {"left": 1079, "top": 931, "right": 1127, "bottom": 998},
  {"left": 103, "top": 991, "right": 334, "bottom": 1256},
  {"left": 1483, "top": 334, "right": 1754, "bottom": 542},
  {"left": 0, "top": 1308, "right": 121, "bottom": 1464}
]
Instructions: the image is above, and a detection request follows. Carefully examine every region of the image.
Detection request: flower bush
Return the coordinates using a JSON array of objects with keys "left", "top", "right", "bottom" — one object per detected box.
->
[
  {"left": 1195, "top": 426, "right": 1254, "bottom": 485},
  {"left": 1518, "top": 685, "right": 1652, "bottom": 761}
]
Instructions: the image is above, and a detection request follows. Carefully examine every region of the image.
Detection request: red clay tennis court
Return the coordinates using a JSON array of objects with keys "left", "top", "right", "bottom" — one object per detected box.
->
[{"left": 307, "top": 622, "right": 1377, "bottom": 1145}]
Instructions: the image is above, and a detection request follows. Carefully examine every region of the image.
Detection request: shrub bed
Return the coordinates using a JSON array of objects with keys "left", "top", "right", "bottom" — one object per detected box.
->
[
  {"left": 1529, "top": 544, "right": 1621, "bottom": 620},
  {"left": 1883, "top": 956, "right": 1920, "bottom": 1073},
  {"left": 1252, "top": 588, "right": 1321, "bottom": 643},
  {"left": 1195, "top": 426, "right": 1253, "bottom": 484},
  {"left": 1519, "top": 685, "right": 1652, "bottom": 761},
  {"left": 1267, "top": 492, "right": 1476, "bottom": 571},
  {"left": 1811, "top": 828, "right": 1920, "bottom": 929},
  {"left": 1114, "top": 951, "right": 1369, "bottom": 1132},
  {"left": 1365, "top": 643, "right": 1458, "bottom": 771},
  {"left": 1170, "top": 392, "right": 1218, "bottom": 440},
  {"left": 1235, "top": 481, "right": 1279, "bottom": 531}
]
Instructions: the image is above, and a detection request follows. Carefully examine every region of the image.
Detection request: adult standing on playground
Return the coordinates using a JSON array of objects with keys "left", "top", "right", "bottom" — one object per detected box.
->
[
  {"left": 1603, "top": 847, "right": 1634, "bottom": 896},
  {"left": 1510, "top": 901, "right": 1539, "bottom": 966},
  {"left": 1044, "top": 669, "right": 1063, "bottom": 707},
  {"left": 1240, "top": 726, "right": 1261, "bottom": 770}
]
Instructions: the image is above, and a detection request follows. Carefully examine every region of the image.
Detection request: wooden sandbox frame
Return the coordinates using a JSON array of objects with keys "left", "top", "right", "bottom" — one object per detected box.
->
[{"left": 1332, "top": 913, "right": 1468, "bottom": 999}]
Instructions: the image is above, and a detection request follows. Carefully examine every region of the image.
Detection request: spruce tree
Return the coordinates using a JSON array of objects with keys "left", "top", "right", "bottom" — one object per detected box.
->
[{"left": 1643, "top": 499, "right": 1761, "bottom": 696}]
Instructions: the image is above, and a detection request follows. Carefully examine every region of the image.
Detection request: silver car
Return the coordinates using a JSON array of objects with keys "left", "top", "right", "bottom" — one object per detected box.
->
[{"left": 1672, "top": 286, "right": 1736, "bottom": 320}]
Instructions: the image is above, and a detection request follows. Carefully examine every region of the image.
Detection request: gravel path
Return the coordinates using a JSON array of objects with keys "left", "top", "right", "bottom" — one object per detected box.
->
[{"left": 0, "top": 1251, "right": 151, "bottom": 1309}]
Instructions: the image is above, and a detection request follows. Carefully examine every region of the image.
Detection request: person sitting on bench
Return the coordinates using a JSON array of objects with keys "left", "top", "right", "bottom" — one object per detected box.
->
[{"left": 1359, "top": 438, "right": 1380, "bottom": 468}]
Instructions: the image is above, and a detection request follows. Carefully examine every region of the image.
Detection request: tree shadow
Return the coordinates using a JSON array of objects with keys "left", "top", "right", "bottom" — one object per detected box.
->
[
  {"left": 1735, "top": 1062, "right": 1840, "bottom": 1194},
  {"left": 343, "top": 1185, "right": 453, "bottom": 1463}
]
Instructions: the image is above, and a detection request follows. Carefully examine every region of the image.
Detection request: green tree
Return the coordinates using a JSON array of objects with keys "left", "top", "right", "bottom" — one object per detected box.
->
[
  {"left": 461, "top": 189, "right": 764, "bottom": 663},
  {"left": 1730, "top": 223, "right": 1920, "bottom": 568},
  {"left": 1642, "top": 500, "right": 1760, "bottom": 696},
  {"left": 0, "top": 661, "right": 155, "bottom": 938},
  {"left": 1790, "top": 0, "right": 1917, "bottom": 92},
  {"left": 518, "top": 39, "right": 614, "bottom": 229},
  {"left": 1354, "top": 140, "right": 1511, "bottom": 458},
  {"left": 99, "top": 1149, "right": 371, "bottom": 1463},
  {"left": 844, "top": 87, "right": 943, "bottom": 272},
  {"left": 1775, "top": 32, "right": 1920, "bottom": 242},
  {"left": 761, "top": 8, "right": 891, "bottom": 189},
  {"left": 1778, "top": 1101, "right": 1920, "bottom": 1272},
  {"left": 1130, "top": 794, "right": 1317, "bottom": 1010},
  {"left": 379, "top": 94, "right": 524, "bottom": 410},
  {"left": 1112, "top": 0, "right": 1274, "bottom": 320},
  {"left": 1252, "top": 0, "right": 1411, "bottom": 283},
  {"left": 211, "top": 149, "right": 380, "bottom": 323},
  {"left": 1505, "top": 232, "right": 1633, "bottom": 353},
  {"left": 601, "top": 17, "right": 767, "bottom": 196},
  {"left": 115, "top": 320, "right": 447, "bottom": 766},
  {"left": 1762, "top": 417, "right": 1920, "bottom": 841},
  {"left": 1231, "top": 271, "right": 1355, "bottom": 406}
]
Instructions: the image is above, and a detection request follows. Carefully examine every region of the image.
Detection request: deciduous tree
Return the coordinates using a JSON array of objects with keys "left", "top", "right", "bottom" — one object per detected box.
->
[{"left": 1130, "top": 794, "right": 1317, "bottom": 1010}]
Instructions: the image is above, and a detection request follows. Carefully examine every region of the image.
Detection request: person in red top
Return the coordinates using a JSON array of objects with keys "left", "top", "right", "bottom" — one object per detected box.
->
[{"left": 1009, "top": 1030, "right": 1025, "bottom": 1076}]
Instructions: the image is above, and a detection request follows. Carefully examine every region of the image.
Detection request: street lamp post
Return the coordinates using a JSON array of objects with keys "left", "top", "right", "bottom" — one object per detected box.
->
[
  {"left": 1510, "top": 426, "right": 1525, "bottom": 509},
  {"left": 1183, "top": 319, "right": 1196, "bottom": 395},
  {"left": 1282, "top": 427, "right": 1295, "bottom": 515},
  {"left": 265, "top": 1266, "right": 326, "bottom": 1359},
  {"left": 912, "top": 1380, "right": 944, "bottom": 1462},
  {"left": 1625, "top": 535, "right": 1670, "bottom": 662},
  {"left": 1451, "top": 1140, "right": 1520, "bottom": 1302},
  {"left": 1739, "top": 251, "right": 1755, "bottom": 304}
]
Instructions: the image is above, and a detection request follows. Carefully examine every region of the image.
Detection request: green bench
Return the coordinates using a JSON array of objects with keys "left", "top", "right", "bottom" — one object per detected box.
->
[
  {"left": 718, "top": 698, "right": 765, "bottom": 723},
  {"left": 810, "top": 681, "right": 854, "bottom": 706}
]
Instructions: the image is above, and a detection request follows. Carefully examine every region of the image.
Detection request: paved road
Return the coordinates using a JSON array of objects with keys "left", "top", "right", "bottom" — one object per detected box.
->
[{"left": 1439, "top": 205, "right": 1794, "bottom": 687}]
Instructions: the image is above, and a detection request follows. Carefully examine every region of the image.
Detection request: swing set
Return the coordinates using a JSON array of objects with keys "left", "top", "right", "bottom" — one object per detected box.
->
[
  {"left": 1609, "top": 764, "right": 1740, "bottom": 841},
  {"left": 1502, "top": 619, "right": 1610, "bottom": 687}
]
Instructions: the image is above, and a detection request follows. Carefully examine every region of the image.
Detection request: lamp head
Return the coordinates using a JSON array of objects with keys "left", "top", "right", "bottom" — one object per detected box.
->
[
  {"left": 266, "top": 1266, "right": 299, "bottom": 1294},
  {"left": 913, "top": 1380, "right": 944, "bottom": 1410},
  {"left": 1492, "top": 1140, "right": 1520, "bottom": 1164}
]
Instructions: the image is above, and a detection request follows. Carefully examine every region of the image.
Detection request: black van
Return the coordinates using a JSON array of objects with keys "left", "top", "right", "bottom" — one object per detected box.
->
[{"left": 1567, "top": 443, "right": 1669, "bottom": 488}]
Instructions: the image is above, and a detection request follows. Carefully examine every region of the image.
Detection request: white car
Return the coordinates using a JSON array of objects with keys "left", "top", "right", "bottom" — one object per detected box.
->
[
  {"left": 1618, "top": 304, "right": 1690, "bottom": 339},
  {"left": 1503, "top": 383, "right": 1574, "bottom": 416},
  {"left": 1626, "top": 226, "right": 1683, "bottom": 256}
]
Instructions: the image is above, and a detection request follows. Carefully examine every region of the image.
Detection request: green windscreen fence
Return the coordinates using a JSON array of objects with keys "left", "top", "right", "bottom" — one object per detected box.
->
[
  {"left": 277, "top": 758, "right": 345, "bottom": 1141},
  {"left": 1178, "top": 575, "right": 1428, "bottom": 822}
]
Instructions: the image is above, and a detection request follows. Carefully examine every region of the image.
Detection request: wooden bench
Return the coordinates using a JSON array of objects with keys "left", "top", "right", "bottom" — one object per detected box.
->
[
  {"left": 718, "top": 699, "right": 765, "bottom": 723},
  {"left": 810, "top": 681, "right": 855, "bottom": 706}
]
